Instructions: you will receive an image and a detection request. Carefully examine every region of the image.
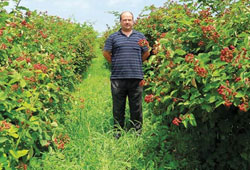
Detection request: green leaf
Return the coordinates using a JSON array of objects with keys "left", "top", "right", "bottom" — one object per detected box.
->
[
  {"left": 8, "top": 132, "right": 18, "bottom": 138},
  {"left": 187, "top": 31, "right": 198, "bottom": 38},
  {"left": 20, "top": 79, "right": 26, "bottom": 88},
  {"left": 7, "top": 126, "right": 19, "bottom": 138},
  {"left": 47, "top": 83, "right": 57, "bottom": 90},
  {"left": 215, "top": 100, "right": 224, "bottom": 108},
  {"left": 212, "top": 70, "right": 220, "bottom": 77},
  {"left": 240, "top": 153, "right": 248, "bottom": 161},
  {"left": 8, "top": 126, "right": 18, "bottom": 133},
  {"left": 16, "top": 107, "right": 26, "bottom": 111},
  {"left": 159, "top": 38, "right": 168, "bottom": 44},
  {"left": 2, "top": 1, "right": 9, "bottom": 6},
  {"left": 190, "top": 119, "right": 197, "bottom": 126},
  {"left": 57, "top": 153, "right": 65, "bottom": 160},
  {"left": 27, "top": 147, "right": 34, "bottom": 160},
  {"left": 40, "top": 140, "right": 48, "bottom": 146},
  {"left": 208, "top": 96, "right": 216, "bottom": 103},
  {"left": 24, "top": 91, "right": 32, "bottom": 98},
  {"left": 183, "top": 101, "right": 190, "bottom": 106},
  {"left": 0, "top": 91, "right": 7, "bottom": 101},
  {"left": 191, "top": 77, "right": 197, "bottom": 88},
  {"left": 174, "top": 57, "right": 184, "bottom": 64},
  {"left": 197, "top": 53, "right": 210, "bottom": 65},
  {"left": 235, "top": 91, "right": 244, "bottom": 98},
  {"left": 30, "top": 116, "right": 40, "bottom": 125},
  {"left": 51, "top": 121, "right": 58, "bottom": 127},
  {"left": 22, "top": 70, "right": 34, "bottom": 77},
  {"left": 170, "top": 90, "right": 178, "bottom": 96},
  {"left": 8, "top": 73, "right": 22, "bottom": 85},
  {"left": 182, "top": 119, "right": 188, "bottom": 128},
  {"left": 202, "top": 104, "right": 213, "bottom": 112},
  {"left": 9, "top": 150, "right": 29, "bottom": 159},
  {"left": 0, "top": 137, "right": 8, "bottom": 144},
  {"left": 175, "top": 49, "right": 186, "bottom": 56},
  {"left": 16, "top": 6, "right": 29, "bottom": 11},
  {"left": 190, "top": 91, "right": 201, "bottom": 100}
]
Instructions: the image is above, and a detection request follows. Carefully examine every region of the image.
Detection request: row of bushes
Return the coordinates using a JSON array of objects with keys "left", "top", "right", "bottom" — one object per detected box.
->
[
  {"left": 0, "top": 2, "right": 97, "bottom": 169},
  {"left": 132, "top": 0, "right": 249, "bottom": 169}
]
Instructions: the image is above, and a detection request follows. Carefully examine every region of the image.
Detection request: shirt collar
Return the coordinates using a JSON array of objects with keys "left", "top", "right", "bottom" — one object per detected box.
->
[{"left": 118, "top": 29, "right": 136, "bottom": 36}]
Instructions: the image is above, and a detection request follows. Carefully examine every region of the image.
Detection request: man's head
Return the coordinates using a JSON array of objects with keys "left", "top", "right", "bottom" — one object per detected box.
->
[{"left": 120, "top": 11, "right": 134, "bottom": 32}]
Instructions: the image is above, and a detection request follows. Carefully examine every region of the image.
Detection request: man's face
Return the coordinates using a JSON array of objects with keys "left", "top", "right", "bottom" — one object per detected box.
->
[{"left": 120, "top": 13, "right": 134, "bottom": 31}]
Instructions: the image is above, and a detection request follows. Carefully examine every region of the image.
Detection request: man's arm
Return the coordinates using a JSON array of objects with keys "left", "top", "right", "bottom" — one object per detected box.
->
[
  {"left": 103, "top": 50, "right": 112, "bottom": 64},
  {"left": 142, "top": 51, "right": 150, "bottom": 62}
]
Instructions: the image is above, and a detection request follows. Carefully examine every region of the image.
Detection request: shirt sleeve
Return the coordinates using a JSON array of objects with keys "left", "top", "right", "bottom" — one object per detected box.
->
[{"left": 104, "top": 34, "right": 113, "bottom": 52}]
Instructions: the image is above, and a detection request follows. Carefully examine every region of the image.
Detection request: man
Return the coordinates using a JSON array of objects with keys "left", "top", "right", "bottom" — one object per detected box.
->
[{"left": 103, "top": 11, "right": 150, "bottom": 138}]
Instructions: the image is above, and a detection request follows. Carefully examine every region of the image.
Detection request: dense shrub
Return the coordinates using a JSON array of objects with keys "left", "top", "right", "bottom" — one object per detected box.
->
[
  {"left": 0, "top": 2, "right": 97, "bottom": 169},
  {"left": 134, "top": 0, "right": 250, "bottom": 169}
]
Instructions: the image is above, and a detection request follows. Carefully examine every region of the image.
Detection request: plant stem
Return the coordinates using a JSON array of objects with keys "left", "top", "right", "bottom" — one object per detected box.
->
[{"left": 16, "top": 0, "right": 21, "bottom": 9}]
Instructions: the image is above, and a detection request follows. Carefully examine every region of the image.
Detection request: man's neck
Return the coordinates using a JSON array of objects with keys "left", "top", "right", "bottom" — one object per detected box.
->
[{"left": 121, "top": 29, "right": 133, "bottom": 37}]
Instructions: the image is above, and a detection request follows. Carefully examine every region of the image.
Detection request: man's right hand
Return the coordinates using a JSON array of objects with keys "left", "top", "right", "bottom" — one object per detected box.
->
[{"left": 103, "top": 50, "right": 112, "bottom": 64}]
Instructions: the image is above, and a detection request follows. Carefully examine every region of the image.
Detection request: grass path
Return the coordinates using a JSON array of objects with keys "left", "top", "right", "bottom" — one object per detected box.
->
[{"left": 30, "top": 49, "right": 159, "bottom": 170}]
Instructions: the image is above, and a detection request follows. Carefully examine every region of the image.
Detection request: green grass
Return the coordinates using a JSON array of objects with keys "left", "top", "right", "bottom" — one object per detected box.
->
[{"left": 29, "top": 49, "right": 161, "bottom": 170}]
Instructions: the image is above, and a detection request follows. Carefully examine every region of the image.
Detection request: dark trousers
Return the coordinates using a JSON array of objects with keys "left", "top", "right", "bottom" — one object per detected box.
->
[{"left": 111, "top": 79, "right": 143, "bottom": 131}]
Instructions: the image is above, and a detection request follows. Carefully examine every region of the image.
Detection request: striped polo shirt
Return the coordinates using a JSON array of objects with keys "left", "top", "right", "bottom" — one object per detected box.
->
[{"left": 104, "top": 29, "right": 148, "bottom": 80}]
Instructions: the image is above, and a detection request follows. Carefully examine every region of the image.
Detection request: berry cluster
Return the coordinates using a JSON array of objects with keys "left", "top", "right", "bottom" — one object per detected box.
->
[
  {"left": 177, "top": 28, "right": 186, "bottom": 33},
  {"left": 138, "top": 39, "right": 149, "bottom": 48},
  {"left": 172, "top": 117, "right": 182, "bottom": 126},
  {"left": 0, "top": 120, "right": 11, "bottom": 131},
  {"left": 0, "top": 43, "right": 7, "bottom": 50},
  {"left": 160, "top": 32, "right": 166, "bottom": 38},
  {"left": 49, "top": 54, "right": 55, "bottom": 60},
  {"left": 201, "top": 25, "right": 220, "bottom": 42},
  {"left": 144, "top": 94, "right": 154, "bottom": 103},
  {"left": 194, "top": 19, "right": 201, "bottom": 25},
  {"left": 185, "top": 53, "right": 194, "bottom": 63},
  {"left": 11, "top": 84, "right": 19, "bottom": 91},
  {"left": 194, "top": 65, "right": 207, "bottom": 77},
  {"left": 60, "top": 58, "right": 68, "bottom": 64},
  {"left": 21, "top": 20, "right": 27, "bottom": 26},
  {"left": 0, "top": 29, "right": 3, "bottom": 36},
  {"left": 24, "top": 76, "right": 36, "bottom": 83},
  {"left": 238, "top": 102, "right": 248, "bottom": 112},
  {"left": 198, "top": 41, "right": 204, "bottom": 46},
  {"left": 165, "top": 50, "right": 171, "bottom": 59},
  {"left": 139, "top": 80, "right": 145, "bottom": 87},
  {"left": 235, "top": 77, "right": 241, "bottom": 82},
  {"left": 235, "top": 47, "right": 248, "bottom": 64},
  {"left": 152, "top": 42, "right": 160, "bottom": 54},
  {"left": 220, "top": 47, "right": 234, "bottom": 63},
  {"left": 16, "top": 56, "right": 31, "bottom": 63},
  {"left": 39, "top": 30, "right": 47, "bottom": 39},
  {"left": 199, "top": 8, "right": 211, "bottom": 19},
  {"left": 33, "top": 63, "right": 48, "bottom": 73},
  {"left": 53, "top": 134, "right": 70, "bottom": 150},
  {"left": 217, "top": 82, "right": 237, "bottom": 107}
]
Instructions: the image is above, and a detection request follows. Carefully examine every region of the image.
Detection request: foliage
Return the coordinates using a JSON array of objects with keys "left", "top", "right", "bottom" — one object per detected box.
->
[
  {"left": 134, "top": 0, "right": 250, "bottom": 169},
  {"left": 26, "top": 54, "right": 159, "bottom": 170},
  {"left": 0, "top": 2, "right": 97, "bottom": 169}
]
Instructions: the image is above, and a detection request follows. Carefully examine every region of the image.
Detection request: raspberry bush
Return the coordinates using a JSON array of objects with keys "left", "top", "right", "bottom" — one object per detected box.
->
[
  {"left": 134, "top": 0, "right": 250, "bottom": 169},
  {"left": 0, "top": 2, "right": 97, "bottom": 169}
]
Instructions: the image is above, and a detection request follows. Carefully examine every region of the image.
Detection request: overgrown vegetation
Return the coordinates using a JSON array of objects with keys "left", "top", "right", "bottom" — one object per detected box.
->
[
  {"left": 0, "top": 1, "right": 97, "bottom": 169},
  {"left": 1, "top": 0, "right": 249, "bottom": 169},
  {"left": 134, "top": 0, "right": 250, "bottom": 169}
]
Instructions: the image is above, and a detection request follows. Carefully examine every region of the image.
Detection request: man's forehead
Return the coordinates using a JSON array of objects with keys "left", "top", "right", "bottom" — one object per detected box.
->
[
  {"left": 122, "top": 14, "right": 132, "bottom": 17},
  {"left": 122, "top": 15, "right": 133, "bottom": 19},
  {"left": 121, "top": 12, "right": 133, "bottom": 19}
]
